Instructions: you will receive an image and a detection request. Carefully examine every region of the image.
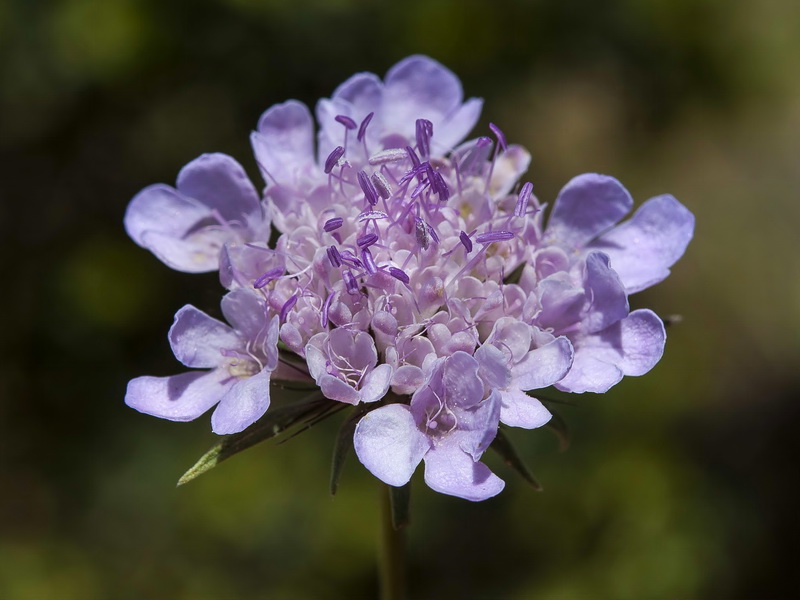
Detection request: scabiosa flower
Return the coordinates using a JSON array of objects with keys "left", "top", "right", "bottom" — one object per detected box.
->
[{"left": 125, "top": 55, "right": 694, "bottom": 501}]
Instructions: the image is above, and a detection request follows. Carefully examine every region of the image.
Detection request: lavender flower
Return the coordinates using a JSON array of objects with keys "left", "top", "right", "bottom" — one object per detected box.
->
[{"left": 126, "top": 56, "right": 694, "bottom": 499}]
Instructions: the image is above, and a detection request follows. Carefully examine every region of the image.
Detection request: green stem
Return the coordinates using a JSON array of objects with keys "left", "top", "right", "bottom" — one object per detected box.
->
[{"left": 379, "top": 484, "right": 406, "bottom": 600}]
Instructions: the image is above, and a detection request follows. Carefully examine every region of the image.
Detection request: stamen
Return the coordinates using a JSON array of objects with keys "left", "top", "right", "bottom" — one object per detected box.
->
[
  {"left": 344, "top": 271, "right": 359, "bottom": 295},
  {"left": 515, "top": 182, "right": 533, "bottom": 217},
  {"left": 388, "top": 267, "right": 410, "bottom": 284},
  {"left": 410, "top": 179, "right": 430, "bottom": 199},
  {"left": 323, "top": 217, "right": 344, "bottom": 232},
  {"left": 327, "top": 246, "right": 342, "bottom": 268},
  {"left": 280, "top": 294, "right": 298, "bottom": 321},
  {"left": 459, "top": 137, "right": 492, "bottom": 174},
  {"left": 357, "top": 112, "right": 374, "bottom": 142},
  {"left": 415, "top": 217, "right": 430, "bottom": 250},
  {"left": 489, "top": 122, "right": 507, "bottom": 151},
  {"left": 321, "top": 291, "right": 334, "bottom": 328},
  {"left": 432, "top": 171, "right": 450, "bottom": 201},
  {"left": 253, "top": 267, "right": 284, "bottom": 289},
  {"left": 339, "top": 251, "right": 363, "bottom": 269},
  {"left": 362, "top": 248, "right": 377, "bottom": 274},
  {"left": 357, "top": 233, "right": 378, "bottom": 249},
  {"left": 368, "top": 148, "right": 407, "bottom": 165},
  {"left": 415, "top": 119, "right": 433, "bottom": 159},
  {"left": 335, "top": 115, "right": 357, "bottom": 130},
  {"left": 427, "top": 223, "right": 440, "bottom": 244},
  {"left": 357, "top": 210, "right": 389, "bottom": 222},
  {"left": 476, "top": 230, "right": 515, "bottom": 244},
  {"left": 459, "top": 231, "right": 473, "bottom": 253},
  {"left": 357, "top": 170, "right": 378, "bottom": 206},
  {"left": 324, "top": 146, "right": 345, "bottom": 174},
  {"left": 405, "top": 146, "right": 420, "bottom": 168},
  {"left": 370, "top": 172, "right": 392, "bottom": 199}
]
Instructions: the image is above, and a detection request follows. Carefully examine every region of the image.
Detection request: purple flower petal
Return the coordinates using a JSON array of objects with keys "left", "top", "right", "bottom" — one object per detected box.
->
[
  {"left": 547, "top": 173, "right": 633, "bottom": 249},
  {"left": 211, "top": 368, "right": 273, "bottom": 435},
  {"left": 354, "top": 404, "right": 431, "bottom": 486},
  {"left": 590, "top": 194, "right": 695, "bottom": 293},
  {"left": 422, "top": 441, "right": 504, "bottom": 502},
  {"left": 358, "top": 363, "right": 393, "bottom": 403},
  {"left": 125, "top": 369, "right": 233, "bottom": 422},
  {"left": 555, "top": 309, "right": 666, "bottom": 393},
  {"left": 221, "top": 288, "right": 269, "bottom": 343},
  {"left": 169, "top": 305, "right": 240, "bottom": 369},
  {"left": 176, "top": 153, "right": 260, "bottom": 222},
  {"left": 512, "top": 336, "right": 574, "bottom": 390},
  {"left": 581, "top": 251, "right": 629, "bottom": 334},
  {"left": 251, "top": 100, "right": 315, "bottom": 185},
  {"left": 320, "top": 374, "right": 361, "bottom": 405},
  {"left": 443, "top": 351, "right": 483, "bottom": 408},
  {"left": 499, "top": 388, "right": 552, "bottom": 429}
]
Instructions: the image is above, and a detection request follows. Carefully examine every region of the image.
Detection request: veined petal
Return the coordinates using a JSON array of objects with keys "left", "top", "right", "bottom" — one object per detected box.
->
[
  {"left": 423, "top": 442, "right": 504, "bottom": 502},
  {"left": 443, "top": 351, "right": 483, "bottom": 408},
  {"left": 555, "top": 309, "right": 666, "bottom": 393},
  {"left": 358, "top": 363, "right": 393, "bottom": 403},
  {"left": 252, "top": 100, "right": 315, "bottom": 185},
  {"left": 435, "top": 97, "right": 483, "bottom": 152},
  {"left": 221, "top": 288, "right": 269, "bottom": 342},
  {"left": 590, "top": 194, "right": 695, "bottom": 293},
  {"left": 169, "top": 305, "right": 240, "bottom": 368},
  {"left": 499, "top": 388, "right": 552, "bottom": 429},
  {"left": 125, "top": 369, "right": 232, "bottom": 422},
  {"left": 211, "top": 368, "right": 273, "bottom": 435},
  {"left": 354, "top": 404, "right": 430, "bottom": 487},
  {"left": 513, "top": 336, "right": 574, "bottom": 390},
  {"left": 319, "top": 374, "right": 360, "bottom": 405},
  {"left": 581, "top": 251, "right": 629, "bottom": 334},
  {"left": 547, "top": 173, "right": 633, "bottom": 249},
  {"left": 176, "top": 153, "right": 260, "bottom": 221}
]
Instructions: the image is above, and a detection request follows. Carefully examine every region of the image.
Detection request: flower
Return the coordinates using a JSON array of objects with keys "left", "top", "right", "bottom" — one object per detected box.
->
[
  {"left": 125, "top": 55, "right": 694, "bottom": 499},
  {"left": 125, "top": 288, "right": 279, "bottom": 434}
]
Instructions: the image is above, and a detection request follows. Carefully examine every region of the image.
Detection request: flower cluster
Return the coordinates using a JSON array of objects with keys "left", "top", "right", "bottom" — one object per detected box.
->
[{"left": 125, "top": 56, "right": 694, "bottom": 501}]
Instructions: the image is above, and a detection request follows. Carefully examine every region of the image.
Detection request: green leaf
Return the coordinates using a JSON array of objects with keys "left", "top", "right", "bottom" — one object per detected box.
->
[
  {"left": 177, "top": 390, "right": 330, "bottom": 486},
  {"left": 329, "top": 404, "right": 371, "bottom": 496},
  {"left": 389, "top": 483, "right": 411, "bottom": 529},
  {"left": 490, "top": 427, "right": 543, "bottom": 491},
  {"left": 503, "top": 261, "right": 526, "bottom": 285}
]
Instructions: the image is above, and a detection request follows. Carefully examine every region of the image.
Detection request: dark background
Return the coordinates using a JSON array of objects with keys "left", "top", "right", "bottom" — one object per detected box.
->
[{"left": 2, "top": 0, "right": 800, "bottom": 598}]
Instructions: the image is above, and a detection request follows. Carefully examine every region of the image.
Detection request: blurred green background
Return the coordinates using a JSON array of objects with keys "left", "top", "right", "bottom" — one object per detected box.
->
[{"left": 2, "top": 0, "right": 800, "bottom": 598}]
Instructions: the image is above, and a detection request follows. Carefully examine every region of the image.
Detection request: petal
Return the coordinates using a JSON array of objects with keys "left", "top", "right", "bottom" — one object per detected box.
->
[
  {"left": 358, "top": 363, "right": 393, "bottom": 403},
  {"left": 383, "top": 55, "right": 464, "bottom": 137},
  {"left": 125, "top": 369, "right": 232, "bottom": 422},
  {"left": 513, "top": 336, "right": 574, "bottom": 390},
  {"left": 251, "top": 100, "right": 315, "bottom": 185},
  {"left": 489, "top": 144, "right": 531, "bottom": 198},
  {"left": 443, "top": 351, "right": 483, "bottom": 408},
  {"left": 423, "top": 442, "right": 504, "bottom": 501},
  {"left": 169, "top": 305, "right": 239, "bottom": 368},
  {"left": 547, "top": 173, "right": 633, "bottom": 249},
  {"left": 435, "top": 97, "right": 483, "bottom": 152},
  {"left": 499, "top": 388, "right": 552, "bottom": 429},
  {"left": 221, "top": 288, "right": 269, "bottom": 342},
  {"left": 454, "top": 391, "right": 502, "bottom": 460},
  {"left": 475, "top": 344, "right": 512, "bottom": 390},
  {"left": 320, "top": 374, "right": 360, "bottom": 405},
  {"left": 138, "top": 230, "right": 224, "bottom": 273},
  {"left": 581, "top": 251, "right": 629, "bottom": 334},
  {"left": 556, "top": 309, "right": 666, "bottom": 393},
  {"left": 211, "top": 368, "right": 272, "bottom": 434},
  {"left": 590, "top": 194, "right": 695, "bottom": 293},
  {"left": 176, "top": 153, "right": 260, "bottom": 222},
  {"left": 354, "top": 404, "right": 430, "bottom": 486},
  {"left": 487, "top": 316, "right": 532, "bottom": 363}
]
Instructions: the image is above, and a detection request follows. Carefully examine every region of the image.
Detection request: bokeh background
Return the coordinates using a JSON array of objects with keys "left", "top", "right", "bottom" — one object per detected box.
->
[{"left": 3, "top": 0, "right": 800, "bottom": 598}]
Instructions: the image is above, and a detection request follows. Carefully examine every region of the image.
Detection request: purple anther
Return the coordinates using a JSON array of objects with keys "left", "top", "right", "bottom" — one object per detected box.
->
[
  {"left": 459, "top": 231, "right": 473, "bottom": 253},
  {"left": 344, "top": 271, "right": 360, "bottom": 295},
  {"left": 324, "top": 146, "right": 345, "bottom": 174},
  {"left": 335, "top": 114, "right": 357, "bottom": 130},
  {"left": 388, "top": 267, "right": 410, "bottom": 284},
  {"left": 427, "top": 223, "right": 440, "bottom": 244},
  {"left": 357, "top": 170, "right": 378, "bottom": 206},
  {"left": 323, "top": 217, "right": 344, "bottom": 232},
  {"left": 368, "top": 148, "right": 407, "bottom": 165},
  {"left": 410, "top": 179, "right": 430, "bottom": 199},
  {"left": 489, "top": 122, "right": 507, "bottom": 151},
  {"left": 357, "top": 210, "right": 389, "bottom": 222},
  {"left": 280, "top": 294, "right": 298, "bottom": 321},
  {"left": 515, "top": 182, "right": 533, "bottom": 217},
  {"left": 253, "top": 267, "right": 284, "bottom": 289},
  {"left": 339, "top": 251, "right": 363, "bottom": 269},
  {"left": 357, "top": 112, "right": 374, "bottom": 142},
  {"left": 327, "top": 245, "right": 342, "bottom": 268},
  {"left": 362, "top": 248, "right": 377, "bottom": 274},
  {"left": 321, "top": 291, "right": 334, "bottom": 328},
  {"left": 432, "top": 171, "right": 450, "bottom": 201},
  {"left": 415, "top": 217, "right": 430, "bottom": 250},
  {"left": 459, "top": 137, "right": 492, "bottom": 174},
  {"left": 370, "top": 172, "right": 392, "bottom": 199},
  {"left": 405, "top": 146, "right": 420, "bottom": 168},
  {"left": 357, "top": 232, "right": 378, "bottom": 249},
  {"left": 476, "top": 230, "right": 515, "bottom": 244},
  {"left": 416, "top": 119, "right": 433, "bottom": 158}
]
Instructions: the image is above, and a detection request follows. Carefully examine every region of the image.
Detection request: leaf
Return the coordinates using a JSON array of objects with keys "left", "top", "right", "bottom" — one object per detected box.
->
[
  {"left": 389, "top": 483, "right": 411, "bottom": 529},
  {"left": 177, "top": 390, "right": 330, "bottom": 486},
  {"left": 544, "top": 407, "right": 570, "bottom": 451},
  {"left": 329, "top": 404, "right": 372, "bottom": 496},
  {"left": 490, "top": 427, "right": 543, "bottom": 491},
  {"left": 503, "top": 261, "right": 526, "bottom": 285}
]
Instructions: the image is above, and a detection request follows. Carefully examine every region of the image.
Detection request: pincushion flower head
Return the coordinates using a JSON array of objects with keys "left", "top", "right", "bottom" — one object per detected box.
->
[{"left": 125, "top": 55, "right": 694, "bottom": 502}]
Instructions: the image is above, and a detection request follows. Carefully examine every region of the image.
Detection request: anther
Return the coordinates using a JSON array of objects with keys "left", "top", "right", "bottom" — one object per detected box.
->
[
  {"left": 388, "top": 267, "right": 410, "bottom": 284},
  {"left": 324, "top": 146, "right": 345, "bottom": 174},
  {"left": 459, "top": 231, "right": 473, "bottom": 253},
  {"left": 515, "top": 182, "right": 533, "bottom": 217},
  {"left": 253, "top": 267, "right": 284, "bottom": 289},
  {"left": 489, "top": 123, "right": 507, "bottom": 151},
  {"left": 327, "top": 246, "right": 342, "bottom": 268},
  {"left": 323, "top": 217, "right": 344, "bottom": 232},
  {"left": 368, "top": 148, "right": 407, "bottom": 165},
  {"left": 476, "top": 230, "right": 515, "bottom": 244},
  {"left": 357, "top": 233, "right": 378, "bottom": 249},
  {"left": 335, "top": 115, "right": 357, "bottom": 130},
  {"left": 357, "top": 170, "right": 379, "bottom": 206},
  {"left": 280, "top": 294, "right": 298, "bottom": 321},
  {"left": 370, "top": 172, "right": 392, "bottom": 199},
  {"left": 357, "top": 112, "right": 374, "bottom": 142},
  {"left": 362, "top": 248, "right": 377, "bottom": 274}
]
